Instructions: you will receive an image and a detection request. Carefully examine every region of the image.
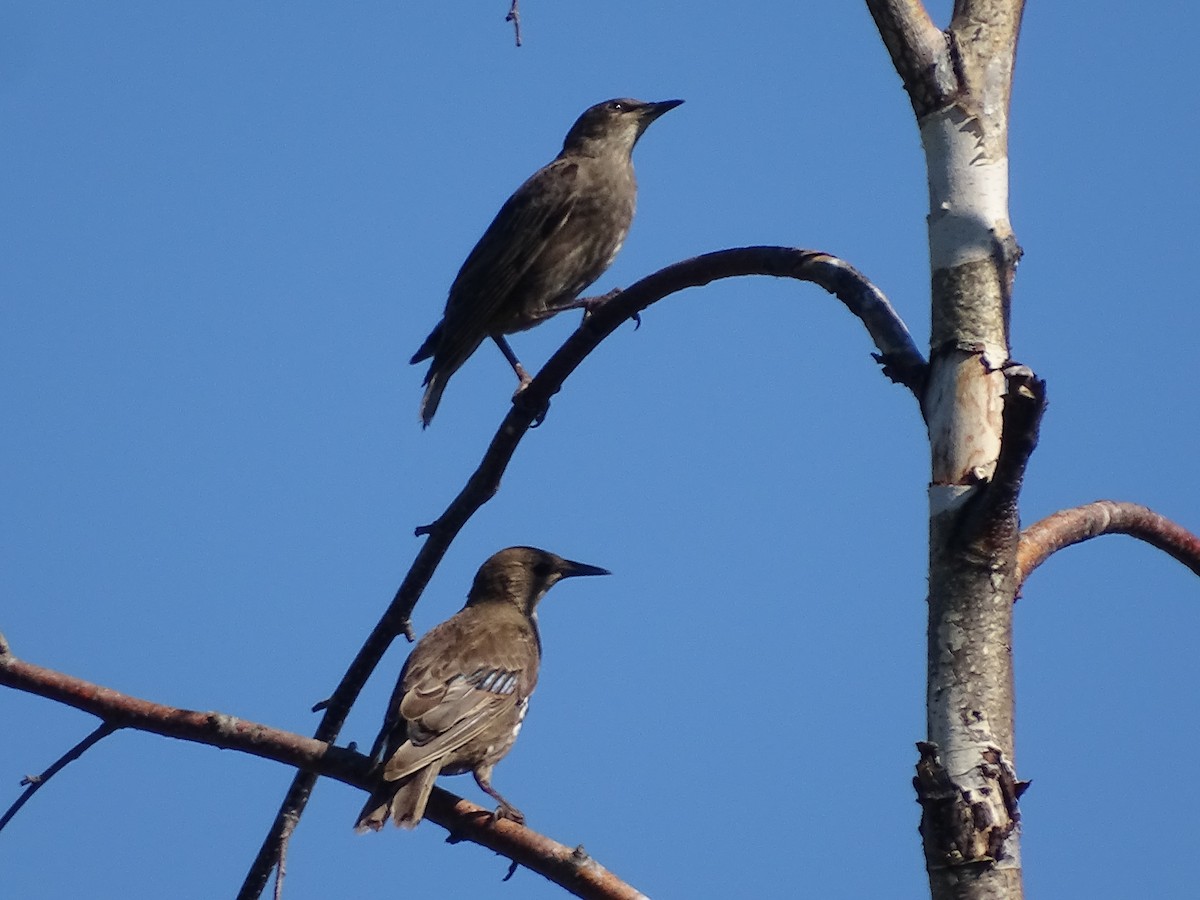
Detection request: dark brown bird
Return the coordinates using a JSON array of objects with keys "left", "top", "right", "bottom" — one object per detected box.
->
[
  {"left": 355, "top": 546, "right": 609, "bottom": 832},
  {"left": 412, "top": 97, "right": 683, "bottom": 426}
]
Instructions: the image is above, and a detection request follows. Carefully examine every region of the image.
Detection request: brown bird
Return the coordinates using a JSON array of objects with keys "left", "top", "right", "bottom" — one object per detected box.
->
[
  {"left": 411, "top": 97, "right": 683, "bottom": 426},
  {"left": 355, "top": 546, "right": 610, "bottom": 831}
]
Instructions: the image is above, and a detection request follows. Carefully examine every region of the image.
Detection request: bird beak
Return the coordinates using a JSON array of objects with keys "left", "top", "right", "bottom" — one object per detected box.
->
[
  {"left": 560, "top": 559, "right": 611, "bottom": 579},
  {"left": 644, "top": 99, "right": 684, "bottom": 122}
]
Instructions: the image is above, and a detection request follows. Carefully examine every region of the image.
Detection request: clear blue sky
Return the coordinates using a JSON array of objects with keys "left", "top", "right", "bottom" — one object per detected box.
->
[{"left": 3, "top": 3, "right": 1197, "bottom": 898}]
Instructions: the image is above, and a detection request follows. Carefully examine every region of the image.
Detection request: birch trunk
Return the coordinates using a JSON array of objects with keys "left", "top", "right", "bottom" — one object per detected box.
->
[{"left": 867, "top": 2, "right": 1028, "bottom": 897}]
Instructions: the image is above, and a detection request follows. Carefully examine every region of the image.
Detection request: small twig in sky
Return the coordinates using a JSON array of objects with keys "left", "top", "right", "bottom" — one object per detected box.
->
[
  {"left": 0, "top": 720, "right": 118, "bottom": 832},
  {"left": 506, "top": 0, "right": 522, "bottom": 47}
]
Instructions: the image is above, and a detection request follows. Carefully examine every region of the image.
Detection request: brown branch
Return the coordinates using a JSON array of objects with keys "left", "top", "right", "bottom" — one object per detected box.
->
[
  {"left": 0, "top": 638, "right": 644, "bottom": 900},
  {"left": 239, "top": 246, "right": 922, "bottom": 898},
  {"left": 0, "top": 639, "right": 361, "bottom": 777},
  {"left": 1017, "top": 501, "right": 1200, "bottom": 589}
]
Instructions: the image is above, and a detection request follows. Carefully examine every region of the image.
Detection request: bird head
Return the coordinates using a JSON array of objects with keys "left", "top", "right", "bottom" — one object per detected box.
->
[
  {"left": 561, "top": 98, "right": 683, "bottom": 158},
  {"left": 466, "top": 546, "right": 610, "bottom": 617}
]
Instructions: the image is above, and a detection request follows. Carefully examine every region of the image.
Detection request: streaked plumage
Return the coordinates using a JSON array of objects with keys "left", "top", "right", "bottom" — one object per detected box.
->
[
  {"left": 412, "top": 97, "right": 683, "bottom": 426},
  {"left": 355, "top": 546, "right": 609, "bottom": 831}
]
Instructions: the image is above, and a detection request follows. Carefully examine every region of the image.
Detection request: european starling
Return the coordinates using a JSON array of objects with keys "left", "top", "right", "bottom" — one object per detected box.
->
[
  {"left": 411, "top": 97, "right": 683, "bottom": 426},
  {"left": 354, "top": 546, "right": 609, "bottom": 831}
]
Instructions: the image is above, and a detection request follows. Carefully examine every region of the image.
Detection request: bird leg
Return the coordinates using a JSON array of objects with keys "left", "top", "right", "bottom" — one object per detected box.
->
[
  {"left": 495, "top": 334, "right": 550, "bottom": 425},
  {"left": 492, "top": 335, "right": 533, "bottom": 387},
  {"left": 473, "top": 766, "right": 525, "bottom": 826}
]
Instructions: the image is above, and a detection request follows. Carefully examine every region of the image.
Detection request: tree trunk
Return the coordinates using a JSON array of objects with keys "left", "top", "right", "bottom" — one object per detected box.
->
[{"left": 867, "top": 2, "right": 1028, "bottom": 897}]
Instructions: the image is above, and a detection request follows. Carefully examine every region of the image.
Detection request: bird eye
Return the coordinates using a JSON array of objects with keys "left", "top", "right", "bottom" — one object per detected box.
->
[
  {"left": 533, "top": 561, "right": 553, "bottom": 578},
  {"left": 608, "top": 101, "right": 625, "bottom": 112}
]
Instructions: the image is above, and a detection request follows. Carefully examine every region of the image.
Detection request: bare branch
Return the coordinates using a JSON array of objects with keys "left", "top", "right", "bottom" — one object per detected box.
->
[
  {"left": 426, "top": 792, "right": 649, "bottom": 900},
  {"left": 0, "top": 642, "right": 357, "bottom": 776},
  {"left": 1017, "top": 501, "right": 1200, "bottom": 589},
  {"left": 0, "top": 641, "right": 645, "bottom": 900},
  {"left": 0, "top": 720, "right": 117, "bottom": 833},
  {"left": 865, "top": 0, "right": 957, "bottom": 115},
  {"left": 239, "top": 246, "right": 921, "bottom": 898}
]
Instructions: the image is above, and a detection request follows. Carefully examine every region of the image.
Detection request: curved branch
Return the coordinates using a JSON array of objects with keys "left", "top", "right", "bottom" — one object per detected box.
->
[
  {"left": 0, "top": 720, "right": 117, "bottom": 833},
  {"left": 0, "top": 639, "right": 643, "bottom": 900},
  {"left": 1017, "top": 500, "right": 1200, "bottom": 589},
  {"left": 241, "top": 246, "right": 922, "bottom": 897}
]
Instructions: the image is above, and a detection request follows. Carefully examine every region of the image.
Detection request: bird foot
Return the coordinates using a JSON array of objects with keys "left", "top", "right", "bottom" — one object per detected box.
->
[
  {"left": 579, "top": 287, "right": 623, "bottom": 311},
  {"left": 578, "top": 290, "right": 640, "bottom": 329},
  {"left": 511, "top": 380, "right": 549, "bottom": 427},
  {"left": 537, "top": 289, "right": 640, "bottom": 329},
  {"left": 543, "top": 288, "right": 623, "bottom": 319},
  {"left": 491, "top": 803, "right": 525, "bottom": 826}
]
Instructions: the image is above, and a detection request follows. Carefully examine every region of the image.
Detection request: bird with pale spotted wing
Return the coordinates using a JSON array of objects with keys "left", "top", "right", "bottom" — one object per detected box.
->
[{"left": 355, "top": 546, "right": 609, "bottom": 831}]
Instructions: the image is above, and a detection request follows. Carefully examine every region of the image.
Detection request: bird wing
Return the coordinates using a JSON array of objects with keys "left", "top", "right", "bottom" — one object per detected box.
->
[
  {"left": 381, "top": 665, "right": 525, "bottom": 782},
  {"left": 432, "top": 157, "right": 581, "bottom": 366}
]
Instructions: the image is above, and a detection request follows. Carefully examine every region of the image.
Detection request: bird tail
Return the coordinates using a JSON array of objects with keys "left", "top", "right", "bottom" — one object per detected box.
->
[
  {"left": 390, "top": 764, "right": 439, "bottom": 829},
  {"left": 410, "top": 323, "right": 440, "bottom": 365},
  {"left": 411, "top": 322, "right": 482, "bottom": 427},
  {"left": 353, "top": 764, "right": 440, "bottom": 832},
  {"left": 354, "top": 784, "right": 396, "bottom": 833},
  {"left": 418, "top": 371, "right": 448, "bottom": 428}
]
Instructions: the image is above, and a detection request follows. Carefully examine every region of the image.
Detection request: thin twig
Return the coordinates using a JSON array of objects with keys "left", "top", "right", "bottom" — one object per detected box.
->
[
  {"left": 1017, "top": 500, "right": 1200, "bottom": 589},
  {"left": 506, "top": 0, "right": 522, "bottom": 47},
  {"left": 0, "top": 720, "right": 118, "bottom": 832},
  {"left": 238, "top": 246, "right": 921, "bottom": 899}
]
